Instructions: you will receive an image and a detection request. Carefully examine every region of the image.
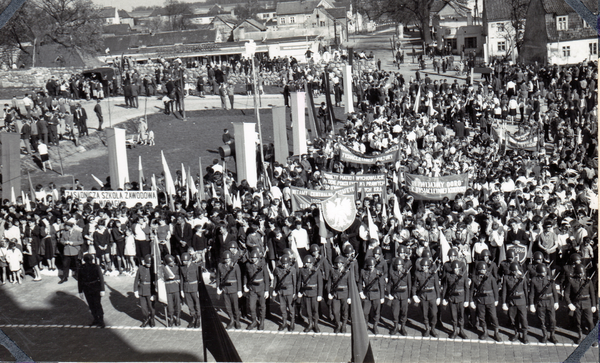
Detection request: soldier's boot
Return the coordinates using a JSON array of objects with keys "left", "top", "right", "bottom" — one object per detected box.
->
[
  {"left": 304, "top": 319, "right": 314, "bottom": 333},
  {"left": 247, "top": 320, "right": 258, "bottom": 330},
  {"left": 372, "top": 322, "right": 379, "bottom": 335},
  {"left": 541, "top": 328, "right": 548, "bottom": 343},
  {"left": 576, "top": 329, "right": 584, "bottom": 344},
  {"left": 258, "top": 318, "right": 265, "bottom": 331},
  {"left": 430, "top": 326, "right": 438, "bottom": 338},
  {"left": 278, "top": 320, "right": 288, "bottom": 331},
  {"left": 341, "top": 317, "right": 348, "bottom": 333},
  {"left": 234, "top": 317, "right": 241, "bottom": 330},
  {"left": 140, "top": 317, "right": 149, "bottom": 328},
  {"left": 390, "top": 323, "right": 400, "bottom": 335},
  {"left": 333, "top": 322, "right": 340, "bottom": 334},
  {"left": 149, "top": 316, "right": 156, "bottom": 328},
  {"left": 458, "top": 327, "right": 468, "bottom": 339},
  {"left": 400, "top": 324, "right": 407, "bottom": 336},
  {"left": 522, "top": 329, "right": 529, "bottom": 344},
  {"left": 509, "top": 327, "right": 519, "bottom": 342},
  {"left": 549, "top": 331, "right": 558, "bottom": 344},
  {"left": 449, "top": 325, "right": 458, "bottom": 339},
  {"left": 226, "top": 316, "right": 235, "bottom": 330},
  {"left": 175, "top": 313, "right": 181, "bottom": 327},
  {"left": 195, "top": 314, "right": 201, "bottom": 328},
  {"left": 423, "top": 325, "right": 430, "bottom": 338},
  {"left": 188, "top": 316, "right": 197, "bottom": 328},
  {"left": 493, "top": 328, "right": 502, "bottom": 342},
  {"left": 478, "top": 326, "right": 488, "bottom": 340},
  {"left": 167, "top": 315, "right": 173, "bottom": 327},
  {"left": 289, "top": 312, "right": 295, "bottom": 331},
  {"left": 313, "top": 321, "right": 320, "bottom": 333}
]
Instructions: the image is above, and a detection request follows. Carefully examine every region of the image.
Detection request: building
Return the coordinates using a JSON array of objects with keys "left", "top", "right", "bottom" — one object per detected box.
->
[
  {"left": 232, "top": 19, "right": 267, "bottom": 42},
  {"left": 482, "top": 0, "right": 527, "bottom": 62},
  {"left": 210, "top": 14, "right": 238, "bottom": 41},
  {"left": 521, "top": 0, "right": 597, "bottom": 64},
  {"left": 431, "top": 0, "right": 483, "bottom": 55},
  {"left": 99, "top": 7, "right": 135, "bottom": 27}
]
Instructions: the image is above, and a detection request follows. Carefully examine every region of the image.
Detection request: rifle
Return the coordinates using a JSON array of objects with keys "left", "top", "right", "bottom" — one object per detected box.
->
[
  {"left": 330, "top": 266, "right": 351, "bottom": 298},
  {"left": 274, "top": 267, "right": 292, "bottom": 293},
  {"left": 535, "top": 272, "right": 560, "bottom": 302},
  {"left": 569, "top": 271, "right": 596, "bottom": 316},
  {"left": 299, "top": 266, "right": 319, "bottom": 293},
  {"left": 362, "top": 270, "right": 382, "bottom": 293},
  {"left": 218, "top": 264, "right": 236, "bottom": 289},
  {"left": 506, "top": 271, "right": 528, "bottom": 302},
  {"left": 444, "top": 272, "right": 464, "bottom": 300},
  {"left": 247, "top": 263, "right": 264, "bottom": 289},
  {"left": 416, "top": 258, "right": 440, "bottom": 296},
  {"left": 392, "top": 263, "right": 413, "bottom": 291}
]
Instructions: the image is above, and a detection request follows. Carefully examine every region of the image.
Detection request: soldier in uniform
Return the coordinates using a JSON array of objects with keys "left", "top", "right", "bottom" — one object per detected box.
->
[
  {"left": 78, "top": 254, "right": 106, "bottom": 328},
  {"left": 470, "top": 261, "right": 502, "bottom": 341},
  {"left": 162, "top": 255, "right": 182, "bottom": 327},
  {"left": 359, "top": 257, "right": 385, "bottom": 334},
  {"left": 217, "top": 250, "right": 243, "bottom": 329},
  {"left": 133, "top": 255, "right": 156, "bottom": 328},
  {"left": 529, "top": 264, "right": 559, "bottom": 343},
  {"left": 387, "top": 257, "right": 411, "bottom": 335},
  {"left": 297, "top": 255, "right": 323, "bottom": 332},
  {"left": 502, "top": 262, "right": 529, "bottom": 343},
  {"left": 480, "top": 250, "right": 499, "bottom": 281},
  {"left": 565, "top": 264, "right": 597, "bottom": 343},
  {"left": 180, "top": 252, "right": 201, "bottom": 328},
  {"left": 499, "top": 249, "right": 522, "bottom": 279},
  {"left": 527, "top": 252, "right": 545, "bottom": 279},
  {"left": 273, "top": 255, "right": 297, "bottom": 331},
  {"left": 342, "top": 244, "right": 359, "bottom": 281},
  {"left": 243, "top": 249, "right": 270, "bottom": 330},
  {"left": 328, "top": 256, "right": 351, "bottom": 333},
  {"left": 372, "top": 246, "right": 388, "bottom": 277},
  {"left": 310, "top": 244, "right": 332, "bottom": 321},
  {"left": 442, "top": 260, "right": 469, "bottom": 339},
  {"left": 412, "top": 258, "right": 441, "bottom": 337},
  {"left": 397, "top": 245, "right": 411, "bottom": 269}
]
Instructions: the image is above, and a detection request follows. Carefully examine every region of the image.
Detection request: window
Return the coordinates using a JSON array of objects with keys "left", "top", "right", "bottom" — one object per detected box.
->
[
  {"left": 557, "top": 16, "right": 568, "bottom": 30},
  {"left": 497, "top": 41, "right": 506, "bottom": 52},
  {"left": 465, "top": 37, "right": 477, "bottom": 48},
  {"left": 263, "top": 14, "right": 268, "bottom": 19},
  {"left": 583, "top": 19, "right": 591, "bottom": 28},
  {"left": 320, "top": 21, "right": 325, "bottom": 27},
  {"left": 289, "top": 16, "right": 295, "bottom": 24},
  {"left": 280, "top": 17, "right": 285, "bottom": 24},
  {"left": 447, "top": 39, "right": 457, "bottom": 50},
  {"left": 562, "top": 45, "right": 570, "bottom": 57},
  {"left": 590, "top": 42, "right": 597, "bottom": 55},
  {"left": 497, "top": 23, "right": 505, "bottom": 32}
]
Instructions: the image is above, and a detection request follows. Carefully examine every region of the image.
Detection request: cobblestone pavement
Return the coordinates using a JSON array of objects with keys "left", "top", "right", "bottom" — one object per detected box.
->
[{"left": 0, "top": 271, "right": 597, "bottom": 362}]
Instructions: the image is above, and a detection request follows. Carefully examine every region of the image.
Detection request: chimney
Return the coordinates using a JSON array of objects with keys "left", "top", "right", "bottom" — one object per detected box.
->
[
  {"left": 114, "top": 7, "right": 120, "bottom": 25},
  {"left": 467, "top": 11, "right": 472, "bottom": 26}
]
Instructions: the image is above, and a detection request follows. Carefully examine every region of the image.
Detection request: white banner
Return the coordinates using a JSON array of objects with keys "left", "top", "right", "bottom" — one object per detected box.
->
[{"left": 64, "top": 190, "right": 158, "bottom": 208}]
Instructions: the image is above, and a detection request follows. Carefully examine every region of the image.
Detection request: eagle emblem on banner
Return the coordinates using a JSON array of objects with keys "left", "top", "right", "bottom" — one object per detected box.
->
[{"left": 322, "top": 192, "right": 356, "bottom": 232}]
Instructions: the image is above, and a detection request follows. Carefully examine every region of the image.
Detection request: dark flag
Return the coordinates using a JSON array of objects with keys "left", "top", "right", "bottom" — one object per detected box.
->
[
  {"left": 348, "top": 268, "right": 375, "bottom": 363},
  {"left": 198, "top": 278, "right": 242, "bottom": 362},
  {"left": 322, "top": 72, "right": 337, "bottom": 131},
  {"left": 304, "top": 80, "right": 321, "bottom": 138}
]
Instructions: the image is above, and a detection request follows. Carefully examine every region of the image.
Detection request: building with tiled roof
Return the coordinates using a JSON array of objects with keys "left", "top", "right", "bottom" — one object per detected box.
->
[
  {"left": 482, "top": 0, "right": 527, "bottom": 62},
  {"left": 99, "top": 7, "right": 134, "bottom": 27},
  {"left": 521, "top": 0, "right": 597, "bottom": 64}
]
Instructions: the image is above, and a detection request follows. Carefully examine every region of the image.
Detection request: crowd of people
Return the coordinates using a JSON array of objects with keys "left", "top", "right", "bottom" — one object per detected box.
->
[{"left": 0, "top": 53, "right": 597, "bottom": 346}]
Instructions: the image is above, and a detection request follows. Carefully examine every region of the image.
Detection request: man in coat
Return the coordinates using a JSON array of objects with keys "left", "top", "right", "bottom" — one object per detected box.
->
[
  {"left": 78, "top": 254, "right": 106, "bottom": 327},
  {"left": 74, "top": 103, "right": 88, "bottom": 136},
  {"left": 59, "top": 221, "right": 83, "bottom": 284}
]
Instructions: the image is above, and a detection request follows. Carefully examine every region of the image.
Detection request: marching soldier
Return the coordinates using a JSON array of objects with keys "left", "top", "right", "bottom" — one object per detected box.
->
[
  {"left": 133, "top": 255, "right": 156, "bottom": 328},
  {"left": 565, "top": 264, "right": 597, "bottom": 343},
  {"left": 78, "top": 254, "right": 106, "bottom": 328},
  {"left": 387, "top": 257, "right": 411, "bottom": 335},
  {"left": 298, "top": 255, "right": 323, "bottom": 333},
  {"left": 470, "top": 261, "right": 502, "bottom": 342},
  {"left": 217, "top": 250, "right": 243, "bottom": 330},
  {"left": 163, "top": 254, "right": 182, "bottom": 327},
  {"left": 180, "top": 252, "right": 201, "bottom": 328},
  {"left": 243, "top": 249, "right": 270, "bottom": 330},
  {"left": 328, "top": 256, "right": 351, "bottom": 333},
  {"left": 342, "top": 245, "right": 359, "bottom": 281},
  {"left": 441, "top": 260, "right": 469, "bottom": 339},
  {"left": 480, "top": 250, "right": 499, "bottom": 280},
  {"left": 502, "top": 262, "right": 529, "bottom": 344},
  {"left": 310, "top": 244, "right": 332, "bottom": 321},
  {"left": 273, "top": 255, "right": 297, "bottom": 331},
  {"left": 412, "top": 258, "right": 441, "bottom": 337},
  {"left": 529, "top": 264, "right": 559, "bottom": 343},
  {"left": 372, "top": 246, "right": 388, "bottom": 277},
  {"left": 359, "top": 257, "right": 385, "bottom": 334}
]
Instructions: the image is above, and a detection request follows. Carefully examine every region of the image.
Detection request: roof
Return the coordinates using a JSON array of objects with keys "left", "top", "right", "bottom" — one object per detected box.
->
[
  {"left": 276, "top": 1, "right": 319, "bottom": 15},
  {"left": 208, "top": 4, "right": 227, "bottom": 15},
  {"left": 324, "top": 7, "right": 347, "bottom": 19},
  {"left": 483, "top": 0, "right": 514, "bottom": 22},
  {"left": 244, "top": 18, "right": 267, "bottom": 31},
  {"left": 103, "top": 24, "right": 132, "bottom": 35},
  {"left": 99, "top": 7, "right": 131, "bottom": 18},
  {"left": 103, "top": 29, "right": 218, "bottom": 53},
  {"left": 212, "top": 14, "right": 237, "bottom": 25},
  {"left": 541, "top": 0, "right": 595, "bottom": 15},
  {"left": 128, "top": 10, "right": 154, "bottom": 18},
  {"left": 431, "top": 0, "right": 470, "bottom": 16}
]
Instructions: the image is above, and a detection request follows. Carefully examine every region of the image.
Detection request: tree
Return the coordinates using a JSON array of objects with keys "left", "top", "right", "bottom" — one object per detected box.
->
[
  {"left": 164, "top": 0, "right": 192, "bottom": 31},
  {"left": 0, "top": 0, "right": 103, "bottom": 67},
  {"left": 506, "top": 0, "right": 528, "bottom": 57},
  {"left": 233, "top": 0, "right": 260, "bottom": 22}
]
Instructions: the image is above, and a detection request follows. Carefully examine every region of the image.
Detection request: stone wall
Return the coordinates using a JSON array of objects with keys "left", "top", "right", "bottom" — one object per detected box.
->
[{"left": 0, "top": 67, "right": 85, "bottom": 90}]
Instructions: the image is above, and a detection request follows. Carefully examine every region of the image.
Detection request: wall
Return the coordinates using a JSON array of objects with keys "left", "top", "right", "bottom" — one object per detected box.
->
[
  {"left": 547, "top": 37, "right": 598, "bottom": 65},
  {"left": 0, "top": 67, "right": 85, "bottom": 89}
]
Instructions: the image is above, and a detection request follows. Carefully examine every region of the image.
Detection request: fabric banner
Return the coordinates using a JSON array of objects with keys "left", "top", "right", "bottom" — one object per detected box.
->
[
  {"left": 321, "top": 172, "right": 387, "bottom": 199},
  {"left": 404, "top": 173, "right": 468, "bottom": 201},
  {"left": 506, "top": 131, "right": 538, "bottom": 151},
  {"left": 321, "top": 192, "right": 357, "bottom": 232},
  {"left": 290, "top": 185, "right": 356, "bottom": 211},
  {"left": 339, "top": 144, "right": 399, "bottom": 165},
  {"left": 349, "top": 268, "right": 375, "bottom": 363},
  {"left": 64, "top": 190, "right": 158, "bottom": 207}
]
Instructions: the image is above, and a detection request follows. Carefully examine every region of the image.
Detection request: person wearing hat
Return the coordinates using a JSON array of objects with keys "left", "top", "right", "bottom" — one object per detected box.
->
[
  {"left": 180, "top": 252, "right": 201, "bottom": 328},
  {"left": 162, "top": 254, "right": 182, "bottom": 327},
  {"left": 133, "top": 254, "right": 156, "bottom": 328},
  {"left": 244, "top": 249, "right": 270, "bottom": 330},
  {"left": 273, "top": 254, "right": 297, "bottom": 331},
  {"left": 78, "top": 253, "right": 106, "bottom": 328},
  {"left": 59, "top": 220, "right": 83, "bottom": 284},
  {"left": 217, "top": 250, "right": 242, "bottom": 329},
  {"left": 328, "top": 255, "right": 352, "bottom": 333}
]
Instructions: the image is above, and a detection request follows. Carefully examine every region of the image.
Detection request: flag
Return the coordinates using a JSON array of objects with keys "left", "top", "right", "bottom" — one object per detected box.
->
[
  {"left": 10, "top": 187, "right": 15, "bottom": 204},
  {"left": 91, "top": 174, "right": 104, "bottom": 188},
  {"left": 20, "top": 191, "right": 25, "bottom": 206},
  {"left": 161, "top": 151, "right": 176, "bottom": 196},
  {"left": 27, "top": 172, "right": 35, "bottom": 202},
  {"left": 281, "top": 201, "right": 290, "bottom": 217},
  {"left": 24, "top": 193, "right": 31, "bottom": 212},
  {"left": 393, "top": 196, "right": 402, "bottom": 227},
  {"left": 381, "top": 203, "right": 387, "bottom": 220},
  {"left": 348, "top": 268, "right": 375, "bottom": 363},
  {"left": 188, "top": 167, "right": 197, "bottom": 199},
  {"left": 181, "top": 163, "right": 187, "bottom": 188},
  {"left": 224, "top": 181, "right": 232, "bottom": 206},
  {"left": 234, "top": 191, "right": 242, "bottom": 209},
  {"left": 198, "top": 279, "right": 242, "bottom": 362},
  {"left": 319, "top": 204, "right": 328, "bottom": 238},
  {"left": 322, "top": 72, "right": 336, "bottom": 131},
  {"left": 138, "top": 156, "right": 145, "bottom": 191},
  {"left": 151, "top": 174, "right": 157, "bottom": 191},
  {"left": 367, "top": 209, "right": 379, "bottom": 242},
  {"left": 439, "top": 229, "right": 451, "bottom": 263},
  {"left": 413, "top": 85, "right": 421, "bottom": 113},
  {"left": 211, "top": 182, "right": 218, "bottom": 199},
  {"left": 198, "top": 157, "right": 206, "bottom": 201},
  {"left": 392, "top": 171, "right": 398, "bottom": 192},
  {"left": 151, "top": 236, "right": 167, "bottom": 304}
]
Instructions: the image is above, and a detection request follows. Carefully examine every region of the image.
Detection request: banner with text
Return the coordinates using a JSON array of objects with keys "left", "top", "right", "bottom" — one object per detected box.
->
[
  {"left": 64, "top": 190, "right": 158, "bottom": 207},
  {"left": 290, "top": 185, "right": 356, "bottom": 211},
  {"left": 506, "top": 131, "right": 538, "bottom": 151},
  {"left": 404, "top": 173, "right": 468, "bottom": 201},
  {"left": 339, "top": 144, "right": 399, "bottom": 165},
  {"left": 321, "top": 172, "right": 387, "bottom": 199}
]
